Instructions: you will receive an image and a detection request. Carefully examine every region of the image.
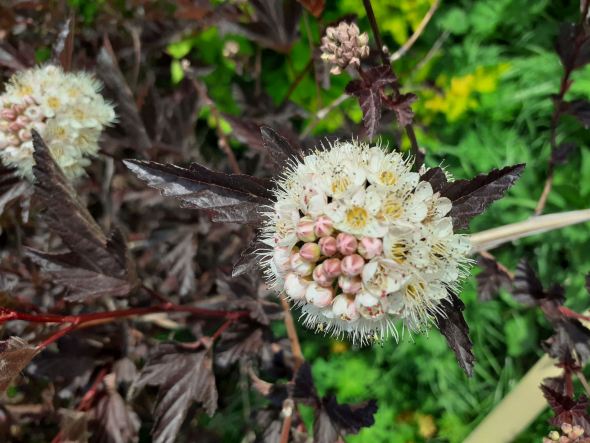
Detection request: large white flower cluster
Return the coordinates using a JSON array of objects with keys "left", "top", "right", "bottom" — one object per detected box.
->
[
  {"left": 0, "top": 65, "right": 115, "bottom": 180},
  {"left": 260, "top": 141, "right": 472, "bottom": 344}
]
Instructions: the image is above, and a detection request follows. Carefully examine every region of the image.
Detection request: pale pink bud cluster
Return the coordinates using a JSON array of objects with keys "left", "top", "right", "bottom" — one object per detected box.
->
[
  {"left": 543, "top": 424, "right": 587, "bottom": 443},
  {"left": 0, "top": 96, "right": 46, "bottom": 150},
  {"left": 320, "top": 22, "right": 370, "bottom": 75}
]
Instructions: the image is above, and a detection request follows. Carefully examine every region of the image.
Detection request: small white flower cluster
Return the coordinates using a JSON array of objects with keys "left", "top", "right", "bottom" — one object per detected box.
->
[
  {"left": 259, "top": 140, "right": 473, "bottom": 345},
  {"left": 0, "top": 65, "right": 116, "bottom": 180}
]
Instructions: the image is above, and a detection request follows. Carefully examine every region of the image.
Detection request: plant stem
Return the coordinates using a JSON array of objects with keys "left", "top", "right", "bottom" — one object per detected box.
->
[
  {"left": 1, "top": 304, "right": 251, "bottom": 325},
  {"left": 280, "top": 295, "right": 304, "bottom": 370},
  {"left": 557, "top": 306, "right": 590, "bottom": 323},
  {"left": 577, "top": 370, "right": 590, "bottom": 398},
  {"left": 566, "top": 371, "right": 574, "bottom": 397},
  {"left": 280, "top": 59, "right": 314, "bottom": 106},
  {"left": 37, "top": 322, "right": 80, "bottom": 351},
  {"left": 141, "top": 283, "right": 172, "bottom": 304},
  {"left": 212, "top": 318, "right": 234, "bottom": 341},
  {"left": 362, "top": 0, "right": 389, "bottom": 66},
  {"left": 390, "top": 0, "right": 441, "bottom": 61}
]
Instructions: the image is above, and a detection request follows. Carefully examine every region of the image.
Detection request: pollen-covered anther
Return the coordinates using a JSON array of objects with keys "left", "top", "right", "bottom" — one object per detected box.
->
[{"left": 336, "top": 233, "right": 357, "bottom": 255}]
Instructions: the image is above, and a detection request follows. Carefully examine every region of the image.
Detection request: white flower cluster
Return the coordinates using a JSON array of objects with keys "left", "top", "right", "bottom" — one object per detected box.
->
[
  {"left": 0, "top": 65, "right": 116, "bottom": 180},
  {"left": 260, "top": 141, "right": 473, "bottom": 345}
]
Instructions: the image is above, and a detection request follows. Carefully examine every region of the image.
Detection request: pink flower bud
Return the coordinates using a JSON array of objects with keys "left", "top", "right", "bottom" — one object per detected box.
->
[
  {"left": 18, "top": 129, "right": 32, "bottom": 141},
  {"left": 284, "top": 273, "right": 310, "bottom": 301},
  {"left": 273, "top": 246, "right": 297, "bottom": 272},
  {"left": 7, "top": 122, "right": 21, "bottom": 133},
  {"left": 358, "top": 237, "right": 382, "bottom": 259},
  {"left": 11, "top": 104, "right": 24, "bottom": 115},
  {"left": 305, "top": 283, "right": 333, "bottom": 307},
  {"left": 336, "top": 233, "right": 357, "bottom": 255},
  {"left": 341, "top": 254, "right": 364, "bottom": 276},
  {"left": 332, "top": 294, "right": 360, "bottom": 322},
  {"left": 322, "top": 258, "right": 341, "bottom": 277},
  {"left": 572, "top": 426, "right": 584, "bottom": 437},
  {"left": 355, "top": 296, "right": 389, "bottom": 320},
  {"left": 330, "top": 66, "right": 343, "bottom": 75},
  {"left": 338, "top": 275, "right": 362, "bottom": 293},
  {"left": 300, "top": 242, "right": 321, "bottom": 262},
  {"left": 290, "top": 252, "right": 314, "bottom": 276},
  {"left": 319, "top": 236, "right": 338, "bottom": 256},
  {"left": 542, "top": 438, "right": 552, "bottom": 443},
  {"left": 313, "top": 216, "right": 334, "bottom": 237},
  {"left": 313, "top": 264, "right": 335, "bottom": 287},
  {"left": 22, "top": 95, "right": 36, "bottom": 106},
  {"left": 296, "top": 216, "right": 317, "bottom": 242},
  {"left": 557, "top": 437, "right": 568, "bottom": 443},
  {"left": 1, "top": 109, "right": 16, "bottom": 121},
  {"left": 361, "top": 45, "right": 370, "bottom": 58},
  {"left": 326, "top": 27, "right": 336, "bottom": 39},
  {"left": 561, "top": 424, "right": 573, "bottom": 435},
  {"left": 359, "top": 32, "right": 369, "bottom": 46},
  {"left": 16, "top": 116, "right": 30, "bottom": 126},
  {"left": 7, "top": 133, "right": 20, "bottom": 147}
]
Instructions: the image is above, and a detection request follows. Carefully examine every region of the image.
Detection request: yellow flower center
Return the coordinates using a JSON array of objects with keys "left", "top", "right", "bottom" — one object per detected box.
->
[
  {"left": 382, "top": 199, "right": 403, "bottom": 219},
  {"left": 47, "top": 97, "right": 60, "bottom": 109},
  {"left": 18, "top": 85, "right": 33, "bottom": 97},
  {"left": 73, "top": 109, "right": 85, "bottom": 120},
  {"left": 405, "top": 283, "right": 426, "bottom": 300},
  {"left": 380, "top": 170, "right": 397, "bottom": 185},
  {"left": 331, "top": 176, "right": 351, "bottom": 194},
  {"left": 346, "top": 206, "right": 368, "bottom": 230},
  {"left": 388, "top": 242, "right": 408, "bottom": 264}
]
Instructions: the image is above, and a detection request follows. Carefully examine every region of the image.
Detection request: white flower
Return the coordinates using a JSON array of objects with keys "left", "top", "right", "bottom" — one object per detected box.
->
[
  {"left": 0, "top": 64, "right": 116, "bottom": 180},
  {"left": 258, "top": 139, "right": 473, "bottom": 345}
]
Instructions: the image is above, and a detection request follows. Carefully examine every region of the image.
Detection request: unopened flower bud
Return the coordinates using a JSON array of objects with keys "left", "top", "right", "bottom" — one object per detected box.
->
[
  {"left": 313, "top": 263, "right": 335, "bottom": 287},
  {"left": 319, "top": 236, "right": 338, "bottom": 256},
  {"left": 314, "top": 216, "right": 334, "bottom": 237},
  {"left": 562, "top": 424, "right": 573, "bottom": 435},
  {"left": 322, "top": 258, "right": 341, "bottom": 277},
  {"left": 305, "top": 283, "right": 333, "bottom": 307},
  {"left": 558, "top": 436, "right": 569, "bottom": 443},
  {"left": 22, "top": 95, "right": 36, "bottom": 106},
  {"left": 15, "top": 116, "right": 30, "bottom": 127},
  {"left": 572, "top": 426, "right": 584, "bottom": 437},
  {"left": 290, "top": 253, "right": 314, "bottom": 276},
  {"left": 285, "top": 273, "right": 311, "bottom": 301},
  {"left": 338, "top": 274, "right": 362, "bottom": 293},
  {"left": 358, "top": 237, "right": 382, "bottom": 259},
  {"left": 11, "top": 104, "right": 24, "bottom": 115},
  {"left": 359, "top": 32, "right": 369, "bottom": 46},
  {"left": 330, "top": 66, "right": 343, "bottom": 75},
  {"left": 7, "top": 122, "right": 21, "bottom": 133},
  {"left": 18, "top": 129, "right": 32, "bottom": 141},
  {"left": 332, "top": 294, "right": 360, "bottom": 322},
  {"left": 300, "top": 242, "right": 321, "bottom": 262},
  {"left": 1, "top": 109, "right": 16, "bottom": 121},
  {"left": 341, "top": 254, "right": 364, "bottom": 276},
  {"left": 7, "top": 133, "right": 19, "bottom": 146},
  {"left": 549, "top": 431, "right": 560, "bottom": 440},
  {"left": 297, "top": 216, "right": 317, "bottom": 242},
  {"left": 326, "top": 27, "right": 336, "bottom": 39},
  {"left": 336, "top": 233, "right": 357, "bottom": 255},
  {"left": 273, "top": 246, "right": 298, "bottom": 272},
  {"left": 361, "top": 45, "right": 370, "bottom": 58}
]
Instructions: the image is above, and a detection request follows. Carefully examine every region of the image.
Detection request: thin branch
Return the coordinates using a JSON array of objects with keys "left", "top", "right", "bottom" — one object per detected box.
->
[
  {"left": 577, "top": 370, "right": 590, "bottom": 398},
  {"left": 389, "top": 0, "right": 442, "bottom": 62},
  {"left": 409, "top": 30, "right": 451, "bottom": 76},
  {"left": 300, "top": 95, "right": 349, "bottom": 139},
  {"left": 37, "top": 322, "right": 80, "bottom": 351},
  {"left": 362, "top": 0, "right": 389, "bottom": 65},
  {"left": 183, "top": 61, "right": 241, "bottom": 174},
  {"left": 212, "top": 318, "right": 234, "bottom": 341},
  {"left": 141, "top": 283, "right": 172, "bottom": 304},
  {"left": 280, "top": 59, "right": 314, "bottom": 106},
  {"left": 303, "top": 11, "right": 324, "bottom": 109},
  {"left": 279, "top": 399, "right": 294, "bottom": 443},
  {"left": 280, "top": 295, "right": 303, "bottom": 371},
  {"left": 404, "top": 123, "right": 423, "bottom": 170}
]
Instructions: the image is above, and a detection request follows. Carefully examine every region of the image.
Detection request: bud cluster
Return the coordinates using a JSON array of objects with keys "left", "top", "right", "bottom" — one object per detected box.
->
[
  {"left": 259, "top": 140, "right": 472, "bottom": 344},
  {"left": 0, "top": 65, "right": 116, "bottom": 180},
  {"left": 320, "top": 22, "right": 370, "bottom": 75},
  {"left": 543, "top": 424, "right": 588, "bottom": 443}
]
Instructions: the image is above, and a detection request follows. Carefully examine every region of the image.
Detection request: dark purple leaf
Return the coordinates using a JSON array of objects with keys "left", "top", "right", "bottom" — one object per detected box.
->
[
  {"left": 556, "top": 23, "right": 590, "bottom": 71},
  {"left": 364, "top": 65, "right": 398, "bottom": 87},
  {"left": 131, "top": 340, "right": 217, "bottom": 443},
  {"left": 215, "top": 320, "right": 274, "bottom": 367},
  {"left": 227, "top": 0, "right": 302, "bottom": 53},
  {"left": 344, "top": 81, "right": 381, "bottom": 142},
  {"left": 251, "top": 407, "right": 283, "bottom": 443},
  {"left": 560, "top": 99, "right": 590, "bottom": 128},
  {"left": 0, "top": 41, "right": 31, "bottom": 71},
  {"left": 541, "top": 384, "right": 590, "bottom": 434},
  {"left": 419, "top": 167, "right": 449, "bottom": 194},
  {"left": 261, "top": 126, "right": 302, "bottom": 175},
  {"left": 387, "top": 93, "right": 419, "bottom": 127},
  {"left": 51, "top": 9, "right": 75, "bottom": 72},
  {"left": 552, "top": 142, "right": 576, "bottom": 164},
  {"left": 88, "top": 388, "right": 140, "bottom": 443},
  {"left": 248, "top": 369, "right": 289, "bottom": 406},
  {"left": 233, "top": 233, "right": 269, "bottom": 278},
  {"left": 0, "top": 337, "right": 38, "bottom": 398},
  {"left": 97, "top": 41, "right": 151, "bottom": 151},
  {"left": 543, "top": 320, "right": 590, "bottom": 364},
  {"left": 543, "top": 376, "right": 567, "bottom": 396},
  {"left": 475, "top": 255, "right": 512, "bottom": 302},
  {"left": 440, "top": 163, "right": 526, "bottom": 230},
  {"left": 296, "top": 0, "right": 325, "bottom": 17},
  {"left": 434, "top": 292, "right": 475, "bottom": 378},
  {"left": 512, "top": 258, "right": 545, "bottom": 306},
  {"left": 317, "top": 394, "right": 377, "bottom": 440},
  {"left": 289, "top": 361, "right": 320, "bottom": 407},
  {"left": 124, "top": 159, "right": 275, "bottom": 227},
  {"left": 26, "top": 132, "right": 138, "bottom": 302}
]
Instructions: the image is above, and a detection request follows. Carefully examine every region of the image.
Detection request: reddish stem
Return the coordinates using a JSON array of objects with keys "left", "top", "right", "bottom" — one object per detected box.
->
[
  {"left": 37, "top": 322, "right": 80, "bottom": 351},
  {"left": 557, "top": 306, "right": 590, "bottom": 323},
  {"left": 141, "top": 283, "right": 172, "bottom": 304},
  {"left": 1, "top": 304, "right": 251, "bottom": 325},
  {"left": 566, "top": 370, "right": 574, "bottom": 398},
  {"left": 212, "top": 318, "right": 234, "bottom": 341}
]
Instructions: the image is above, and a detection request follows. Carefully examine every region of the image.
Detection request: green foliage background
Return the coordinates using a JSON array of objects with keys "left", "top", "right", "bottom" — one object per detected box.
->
[{"left": 74, "top": 0, "right": 590, "bottom": 441}]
